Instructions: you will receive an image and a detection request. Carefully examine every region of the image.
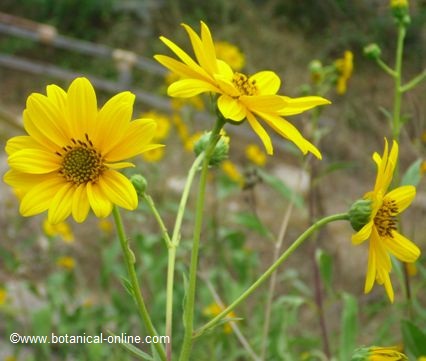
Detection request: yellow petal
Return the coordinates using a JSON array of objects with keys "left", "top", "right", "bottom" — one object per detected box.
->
[
  {"left": 48, "top": 183, "right": 74, "bottom": 224},
  {"left": 3, "top": 169, "right": 51, "bottom": 193},
  {"left": 66, "top": 77, "right": 98, "bottom": 139},
  {"left": 241, "top": 95, "right": 287, "bottom": 112},
  {"left": 154, "top": 55, "right": 209, "bottom": 81},
  {"left": 72, "top": 184, "right": 90, "bottom": 223},
  {"left": 383, "top": 231, "right": 421, "bottom": 263},
  {"left": 385, "top": 185, "right": 415, "bottom": 215},
  {"left": 23, "top": 109, "right": 60, "bottom": 153},
  {"left": 217, "top": 95, "right": 246, "bottom": 121},
  {"left": 379, "top": 268, "right": 394, "bottom": 303},
  {"left": 364, "top": 237, "right": 376, "bottom": 293},
  {"left": 104, "top": 119, "right": 160, "bottom": 162},
  {"left": 94, "top": 91, "right": 134, "bottom": 153},
  {"left": 5, "top": 136, "right": 42, "bottom": 155},
  {"left": 20, "top": 177, "right": 64, "bottom": 216},
  {"left": 352, "top": 221, "right": 373, "bottom": 245},
  {"left": 249, "top": 71, "right": 280, "bottom": 95},
  {"left": 46, "top": 84, "right": 67, "bottom": 110},
  {"left": 8, "top": 148, "right": 60, "bottom": 174},
  {"left": 99, "top": 170, "right": 138, "bottom": 210},
  {"left": 168, "top": 79, "right": 220, "bottom": 97},
  {"left": 105, "top": 162, "right": 135, "bottom": 169},
  {"left": 87, "top": 182, "right": 112, "bottom": 218},
  {"left": 279, "top": 96, "right": 331, "bottom": 116},
  {"left": 246, "top": 112, "right": 273, "bottom": 155},
  {"left": 200, "top": 21, "right": 217, "bottom": 71}
]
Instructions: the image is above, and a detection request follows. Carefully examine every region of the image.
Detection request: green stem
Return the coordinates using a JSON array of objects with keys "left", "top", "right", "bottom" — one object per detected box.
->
[
  {"left": 112, "top": 206, "right": 166, "bottom": 361},
  {"left": 376, "top": 58, "right": 397, "bottom": 78},
  {"left": 165, "top": 152, "right": 204, "bottom": 361},
  {"left": 401, "top": 69, "right": 426, "bottom": 93},
  {"left": 142, "top": 193, "right": 172, "bottom": 248},
  {"left": 392, "top": 24, "right": 406, "bottom": 142},
  {"left": 178, "top": 118, "right": 225, "bottom": 361},
  {"left": 194, "top": 213, "right": 349, "bottom": 339}
]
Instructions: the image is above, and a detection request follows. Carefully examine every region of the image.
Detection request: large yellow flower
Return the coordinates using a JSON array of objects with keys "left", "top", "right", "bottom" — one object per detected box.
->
[
  {"left": 154, "top": 21, "right": 330, "bottom": 157},
  {"left": 3, "top": 77, "right": 162, "bottom": 224},
  {"left": 351, "top": 139, "right": 420, "bottom": 302}
]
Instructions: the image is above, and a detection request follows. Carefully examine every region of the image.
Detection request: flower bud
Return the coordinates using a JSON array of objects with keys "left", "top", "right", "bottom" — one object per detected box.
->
[
  {"left": 130, "top": 174, "right": 148, "bottom": 196},
  {"left": 363, "top": 43, "right": 382, "bottom": 60},
  {"left": 194, "top": 130, "right": 230, "bottom": 166},
  {"left": 348, "top": 199, "right": 372, "bottom": 232},
  {"left": 309, "top": 60, "right": 323, "bottom": 84},
  {"left": 390, "top": 0, "right": 410, "bottom": 25}
]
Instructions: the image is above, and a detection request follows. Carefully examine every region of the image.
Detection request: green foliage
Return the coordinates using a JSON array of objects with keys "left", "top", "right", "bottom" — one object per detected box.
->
[{"left": 339, "top": 293, "right": 358, "bottom": 361}]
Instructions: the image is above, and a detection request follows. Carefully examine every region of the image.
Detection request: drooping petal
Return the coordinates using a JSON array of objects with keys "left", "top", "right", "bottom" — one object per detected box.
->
[
  {"left": 20, "top": 177, "right": 64, "bottom": 216},
  {"left": 104, "top": 119, "right": 161, "bottom": 162},
  {"left": 48, "top": 183, "right": 75, "bottom": 224},
  {"left": 66, "top": 77, "right": 98, "bottom": 139},
  {"left": 241, "top": 95, "right": 287, "bottom": 113},
  {"left": 249, "top": 71, "right": 280, "bottom": 95},
  {"left": 246, "top": 112, "right": 273, "bottom": 155},
  {"left": 168, "top": 78, "right": 220, "bottom": 97},
  {"left": 279, "top": 96, "right": 331, "bottom": 116},
  {"left": 383, "top": 231, "right": 421, "bottom": 263},
  {"left": 217, "top": 95, "right": 246, "bottom": 121},
  {"left": 384, "top": 185, "right": 416, "bottom": 215},
  {"left": 93, "top": 91, "right": 134, "bottom": 152},
  {"left": 379, "top": 268, "right": 394, "bottom": 303},
  {"left": 98, "top": 170, "right": 138, "bottom": 210},
  {"left": 87, "top": 182, "right": 112, "bottom": 218},
  {"left": 364, "top": 236, "right": 377, "bottom": 293},
  {"left": 72, "top": 184, "right": 90, "bottom": 223},
  {"left": 8, "top": 148, "right": 60, "bottom": 174},
  {"left": 352, "top": 221, "right": 373, "bottom": 245}
]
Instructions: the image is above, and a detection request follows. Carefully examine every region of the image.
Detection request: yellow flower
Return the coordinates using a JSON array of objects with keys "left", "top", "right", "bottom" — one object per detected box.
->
[
  {"left": 98, "top": 219, "right": 114, "bottom": 234},
  {"left": 418, "top": 357, "right": 426, "bottom": 361},
  {"left": 0, "top": 288, "right": 7, "bottom": 305},
  {"left": 335, "top": 50, "right": 354, "bottom": 95},
  {"left": 3, "top": 77, "right": 162, "bottom": 224},
  {"left": 221, "top": 160, "right": 244, "bottom": 186},
  {"left": 141, "top": 147, "right": 166, "bottom": 163},
  {"left": 369, "top": 346, "right": 407, "bottom": 360},
  {"left": 43, "top": 218, "right": 74, "bottom": 243},
  {"left": 245, "top": 144, "right": 267, "bottom": 166},
  {"left": 214, "top": 41, "right": 245, "bottom": 71},
  {"left": 56, "top": 256, "right": 75, "bottom": 270},
  {"left": 154, "top": 21, "right": 330, "bottom": 157},
  {"left": 390, "top": 0, "right": 408, "bottom": 8},
  {"left": 184, "top": 132, "right": 203, "bottom": 153},
  {"left": 140, "top": 110, "right": 171, "bottom": 141},
  {"left": 5, "top": 357, "right": 17, "bottom": 361},
  {"left": 351, "top": 139, "right": 421, "bottom": 302},
  {"left": 203, "top": 303, "right": 237, "bottom": 334}
]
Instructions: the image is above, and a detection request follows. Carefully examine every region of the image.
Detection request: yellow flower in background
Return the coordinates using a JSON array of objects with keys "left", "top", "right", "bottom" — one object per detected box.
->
[
  {"left": 203, "top": 303, "right": 237, "bottom": 334},
  {"left": 142, "top": 147, "right": 166, "bottom": 163},
  {"left": 335, "top": 50, "right": 353, "bottom": 94},
  {"left": 368, "top": 346, "right": 407, "bottom": 361},
  {"left": 140, "top": 110, "right": 171, "bottom": 141},
  {"left": 3, "top": 78, "right": 163, "bottom": 224},
  {"left": 0, "top": 288, "right": 7, "bottom": 305},
  {"left": 214, "top": 41, "right": 245, "bottom": 71},
  {"left": 221, "top": 160, "right": 244, "bottom": 186},
  {"left": 351, "top": 139, "right": 420, "bottom": 302},
  {"left": 56, "top": 256, "right": 75, "bottom": 270},
  {"left": 245, "top": 144, "right": 267, "bottom": 166},
  {"left": 390, "top": 0, "right": 408, "bottom": 8},
  {"left": 4, "top": 357, "right": 17, "bottom": 361},
  {"left": 43, "top": 218, "right": 74, "bottom": 243},
  {"left": 184, "top": 132, "right": 203, "bottom": 152},
  {"left": 155, "top": 21, "right": 330, "bottom": 157},
  {"left": 405, "top": 261, "right": 418, "bottom": 277},
  {"left": 98, "top": 219, "right": 114, "bottom": 234},
  {"left": 418, "top": 357, "right": 426, "bottom": 361}
]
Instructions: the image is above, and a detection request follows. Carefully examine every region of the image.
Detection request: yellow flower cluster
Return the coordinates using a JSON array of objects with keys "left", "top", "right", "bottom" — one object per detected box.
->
[
  {"left": 214, "top": 41, "right": 245, "bottom": 71},
  {"left": 43, "top": 218, "right": 74, "bottom": 243},
  {"left": 140, "top": 110, "right": 171, "bottom": 163},
  {"left": 335, "top": 50, "right": 354, "bottom": 95},
  {"left": 245, "top": 144, "right": 267, "bottom": 166},
  {"left": 56, "top": 256, "right": 76, "bottom": 270}
]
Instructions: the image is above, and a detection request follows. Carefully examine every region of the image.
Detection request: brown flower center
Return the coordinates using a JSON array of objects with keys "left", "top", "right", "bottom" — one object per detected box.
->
[
  {"left": 232, "top": 72, "right": 258, "bottom": 96},
  {"left": 57, "top": 134, "right": 105, "bottom": 185},
  {"left": 374, "top": 199, "right": 399, "bottom": 237}
]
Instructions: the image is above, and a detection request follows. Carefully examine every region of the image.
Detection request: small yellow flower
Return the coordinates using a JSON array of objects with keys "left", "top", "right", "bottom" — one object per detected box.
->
[
  {"left": 140, "top": 110, "right": 171, "bottom": 141},
  {"left": 155, "top": 21, "right": 330, "bottom": 157},
  {"left": 43, "top": 218, "right": 74, "bottom": 243},
  {"left": 203, "top": 303, "right": 237, "bottom": 334},
  {"left": 141, "top": 147, "right": 166, "bottom": 163},
  {"left": 351, "top": 139, "right": 421, "bottom": 302},
  {"left": 3, "top": 77, "right": 163, "bottom": 224},
  {"left": 369, "top": 346, "right": 407, "bottom": 360},
  {"left": 221, "top": 160, "right": 244, "bottom": 186},
  {"left": 335, "top": 50, "right": 354, "bottom": 95},
  {"left": 0, "top": 288, "right": 7, "bottom": 305},
  {"left": 245, "top": 144, "right": 267, "bottom": 166},
  {"left": 417, "top": 357, "right": 426, "bottom": 361},
  {"left": 98, "top": 219, "right": 114, "bottom": 234},
  {"left": 390, "top": 0, "right": 408, "bottom": 9},
  {"left": 56, "top": 256, "right": 75, "bottom": 270},
  {"left": 214, "top": 41, "right": 245, "bottom": 71}
]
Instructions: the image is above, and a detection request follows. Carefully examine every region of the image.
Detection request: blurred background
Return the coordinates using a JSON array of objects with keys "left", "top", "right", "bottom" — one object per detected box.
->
[{"left": 0, "top": 1, "right": 425, "bottom": 360}]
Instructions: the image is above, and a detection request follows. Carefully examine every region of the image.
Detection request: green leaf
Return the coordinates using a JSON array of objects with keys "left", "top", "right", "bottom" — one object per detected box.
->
[
  {"left": 315, "top": 249, "right": 333, "bottom": 293},
  {"left": 108, "top": 330, "right": 154, "bottom": 360},
  {"left": 339, "top": 293, "right": 358, "bottom": 361},
  {"left": 120, "top": 277, "right": 134, "bottom": 298},
  {"left": 257, "top": 168, "right": 304, "bottom": 208},
  {"left": 401, "top": 159, "right": 422, "bottom": 187},
  {"left": 401, "top": 319, "right": 426, "bottom": 358},
  {"left": 233, "top": 212, "right": 271, "bottom": 238}
]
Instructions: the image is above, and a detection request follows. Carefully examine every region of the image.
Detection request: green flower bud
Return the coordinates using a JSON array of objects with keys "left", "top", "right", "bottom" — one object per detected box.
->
[
  {"left": 194, "top": 131, "right": 230, "bottom": 166},
  {"left": 390, "top": 0, "right": 410, "bottom": 25},
  {"left": 348, "top": 199, "right": 372, "bottom": 232},
  {"left": 363, "top": 43, "right": 382, "bottom": 60},
  {"left": 130, "top": 174, "right": 148, "bottom": 196}
]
